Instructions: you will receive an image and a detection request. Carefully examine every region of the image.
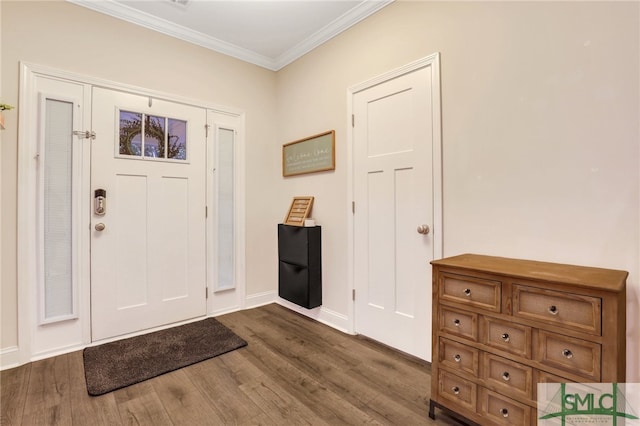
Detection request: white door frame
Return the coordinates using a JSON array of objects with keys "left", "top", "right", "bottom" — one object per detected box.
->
[
  {"left": 14, "top": 64, "right": 93, "bottom": 367},
  {"left": 346, "top": 54, "right": 444, "bottom": 335},
  {"left": 13, "top": 62, "right": 245, "bottom": 367}
]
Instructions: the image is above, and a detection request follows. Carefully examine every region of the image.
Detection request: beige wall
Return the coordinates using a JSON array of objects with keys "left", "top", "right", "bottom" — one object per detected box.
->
[
  {"left": 1, "top": 1, "right": 278, "bottom": 351},
  {"left": 2, "top": 0, "right": 639, "bottom": 382},
  {"left": 276, "top": 1, "right": 639, "bottom": 380}
]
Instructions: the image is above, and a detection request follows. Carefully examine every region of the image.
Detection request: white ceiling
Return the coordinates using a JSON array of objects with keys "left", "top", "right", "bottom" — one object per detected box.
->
[{"left": 68, "top": 0, "right": 393, "bottom": 71}]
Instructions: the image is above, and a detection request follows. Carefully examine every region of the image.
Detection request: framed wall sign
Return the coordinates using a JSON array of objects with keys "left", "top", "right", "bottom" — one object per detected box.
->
[
  {"left": 284, "top": 196, "right": 314, "bottom": 226},
  {"left": 282, "top": 130, "right": 335, "bottom": 177}
]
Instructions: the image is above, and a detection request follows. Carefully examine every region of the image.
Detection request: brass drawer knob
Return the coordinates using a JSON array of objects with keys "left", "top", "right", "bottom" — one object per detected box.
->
[
  {"left": 562, "top": 349, "right": 574, "bottom": 359},
  {"left": 452, "top": 386, "right": 460, "bottom": 395},
  {"left": 500, "top": 408, "right": 509, "bottom": 418},
  {"left": 548, "top": 305, "right": 559, "bottom": 315},
  {"left": 501, "top": 333, "right": 510, "bottom": 342}
]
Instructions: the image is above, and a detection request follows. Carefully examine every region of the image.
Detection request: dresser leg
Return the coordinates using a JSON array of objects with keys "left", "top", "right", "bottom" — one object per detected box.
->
[{"left": 428, "top": 399, "right": 436, "bottom": 420}]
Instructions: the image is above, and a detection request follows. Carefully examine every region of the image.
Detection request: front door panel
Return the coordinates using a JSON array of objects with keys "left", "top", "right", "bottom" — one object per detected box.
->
[{"left": 90, "top": 87, "right": 207, "bottom": 341}]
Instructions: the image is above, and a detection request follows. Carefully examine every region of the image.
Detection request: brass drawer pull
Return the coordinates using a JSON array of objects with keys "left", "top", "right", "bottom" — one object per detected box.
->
[
  {"left": 548, "top": 305, "right": 559, "bottom": 315},
  {"left": 453, "top": 319, "right": 461, "bottom": 327},
  {"left": 501, "top": 371, "right": 510, "bottom": 381},
  {"left": 463, "top": 288, "right": 472, "bottom": 297},
  {"left": 453, "top": 354, "right": 462, "bottom": 362},
  {"left": 501, "top": 333, "right": 510, "bottom": 342},
  {"left": 452, "top": 386, "right": 460, "bottom": 395},
  {"left": 562, "top": 349, "right": 574, "bottom": 359},
  {"left": 500, "top": 408, "right": 509, "bottom": 418}
]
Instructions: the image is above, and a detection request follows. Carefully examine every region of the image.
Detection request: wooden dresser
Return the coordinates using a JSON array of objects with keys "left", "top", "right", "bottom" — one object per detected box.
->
[{"left": 429, "top": 254, "right": 627, "bottom": 426}]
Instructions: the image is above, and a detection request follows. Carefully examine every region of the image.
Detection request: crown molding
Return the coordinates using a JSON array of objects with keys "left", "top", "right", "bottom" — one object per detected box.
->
[
  {"left": 67, "top": 0, "right": 277, "bottom": 69},
  {"left": 274, "top": 0, "right": 393, "bottom": 70},
  {"left": 67, "top": 0, "right": 393, "bottom": 71}
]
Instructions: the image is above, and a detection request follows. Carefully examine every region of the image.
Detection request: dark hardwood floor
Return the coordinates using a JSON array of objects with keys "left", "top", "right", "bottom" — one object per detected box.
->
[{"left": 1, "top": 303, "right": 460, "bottom": 425}]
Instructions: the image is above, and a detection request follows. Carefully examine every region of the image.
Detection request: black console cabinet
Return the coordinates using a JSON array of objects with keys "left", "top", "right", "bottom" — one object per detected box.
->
[{"left": 278, "top": 224, "right": 322, "bottom": 309}]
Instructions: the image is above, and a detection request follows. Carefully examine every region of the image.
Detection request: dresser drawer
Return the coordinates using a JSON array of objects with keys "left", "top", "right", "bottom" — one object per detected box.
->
[
  {"left": 439, "top": 338, "right": 479, "bottom": 376},
  {"left": 440, "top": 273, "right": 501, "bottom": 312},
  {"left": 479, "top": 388, "right": 532, "bottom": 426},
  {"left": 535, "top": 331, "right": 601, "bottom": 381},
  {"left": 438, "top": 370, "right": 477, "bottom": 412},
  {"left": 440, "top": 307, "right": 477, "bottom": 341},
  {"left": 513, "top": 285, "right": 601, "bottom": 335},
  {"left": 534, "top": 370, "right": 574, "bottom": 401},
  {"left": 481, "top": 316, "right": 531, "bottom": 359},
  {"left": 481, "top": 353, "right": 533, "bottom": 400},
  {"left": 536, "top": 370, "right": 572, "bottom": 384}
]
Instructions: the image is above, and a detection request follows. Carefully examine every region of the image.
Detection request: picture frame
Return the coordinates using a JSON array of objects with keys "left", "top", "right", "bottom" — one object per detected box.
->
[
  {"left": 282, "top": 130, "right": 335, "bottom": 177},
  {"left": 284, "top": 196, "right": 314, "bottom": 226}
]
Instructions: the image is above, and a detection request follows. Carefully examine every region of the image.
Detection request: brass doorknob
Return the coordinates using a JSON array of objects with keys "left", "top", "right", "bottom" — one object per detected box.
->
[
  {"left": 417, "top": 224, "right": 430, "bottom": 235},
  {"left": 95, "top": 223, "right": 106, "bottom": 231}
]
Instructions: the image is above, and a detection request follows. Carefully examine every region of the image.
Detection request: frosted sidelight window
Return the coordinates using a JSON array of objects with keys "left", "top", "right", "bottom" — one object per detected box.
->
[
  {"left": 42, "top": 98, "right": 75, "bottom": 321},
  {"left": 216, "top": 128, "right": 235, "bottom": 291}
]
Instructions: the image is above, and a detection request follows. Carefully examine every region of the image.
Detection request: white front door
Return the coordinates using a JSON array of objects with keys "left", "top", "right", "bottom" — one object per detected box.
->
[
  {"left": 353, "top": 57, "right": 441, "bottom": 360},
  {"left": 90, "top": 87, "right": 207, "bottom": 341}
]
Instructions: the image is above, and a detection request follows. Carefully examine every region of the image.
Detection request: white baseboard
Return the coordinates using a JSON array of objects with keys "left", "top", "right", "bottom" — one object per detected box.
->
[
  {"left": 0, "top": 346, "right": 21, "bottom": 371},
  {"left": 29, "top": 343, "right": 86, "bottom": 363},
  {"left": 209, "top": 305, "right": 242, "bottom": 317},
  {"left": 244, "top": 290, "right": 277, "bottom": 309},
  {"left": 275, "top": 298, "right": 353, "bottom": 335},
  {"left": 318, "top": 305, "right": 353, "bottom": 334},
  {"left": 244, "top": 292, "right": 354, "bottom": 335}
]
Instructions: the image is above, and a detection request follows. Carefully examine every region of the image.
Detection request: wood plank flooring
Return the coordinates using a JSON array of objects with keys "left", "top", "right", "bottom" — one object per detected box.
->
[{"left": 1, "top": 304, "right": 460, "bottom": 425}]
